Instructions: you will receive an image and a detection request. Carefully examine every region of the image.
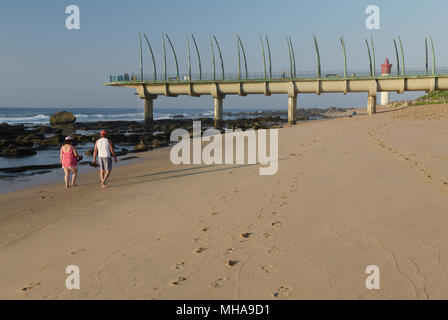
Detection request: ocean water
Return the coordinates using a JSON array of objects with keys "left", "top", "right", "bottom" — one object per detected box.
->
[
  {"left": 0, "top": 106, "right": 285, "bottom": 125},
  {"left": 0, "top": 107, "right": 204, "bottom": 124}
]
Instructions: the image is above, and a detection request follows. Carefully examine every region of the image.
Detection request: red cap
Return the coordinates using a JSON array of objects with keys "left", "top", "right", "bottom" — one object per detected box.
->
[{"left": 100, "top": 130, "right": 108, "bottom": 137}]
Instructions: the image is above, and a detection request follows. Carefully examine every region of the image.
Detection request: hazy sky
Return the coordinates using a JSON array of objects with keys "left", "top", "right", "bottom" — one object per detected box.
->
[{"left": 0, "top": 0, "right": 445, "bottom": 109}]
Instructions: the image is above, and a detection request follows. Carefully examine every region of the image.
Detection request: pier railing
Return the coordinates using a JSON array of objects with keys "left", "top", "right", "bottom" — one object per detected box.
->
[{"left": 108, "top": 67, "right": 448, "bottom": 83}]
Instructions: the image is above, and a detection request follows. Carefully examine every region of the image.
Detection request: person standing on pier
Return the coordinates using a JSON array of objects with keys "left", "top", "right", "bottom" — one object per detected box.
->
[
  {"left": 281, "top": 69, "right": 286, "bottom": 79},
  {"left": 93, "top": 130, "right": 117, "bottom": 188}
]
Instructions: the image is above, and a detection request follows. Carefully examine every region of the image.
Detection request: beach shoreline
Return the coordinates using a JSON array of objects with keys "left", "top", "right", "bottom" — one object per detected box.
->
[
  {"left": 2, "top": 104, "right": 448, "bottom": 299},
  {"left": 0, "top": 107, "right": 359, "bottom": 194}
]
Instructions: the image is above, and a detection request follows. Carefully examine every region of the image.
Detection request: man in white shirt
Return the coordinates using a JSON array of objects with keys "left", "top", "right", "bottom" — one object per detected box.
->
[{"left": 93, "top": 130, "right": 117, "bottom": 188}]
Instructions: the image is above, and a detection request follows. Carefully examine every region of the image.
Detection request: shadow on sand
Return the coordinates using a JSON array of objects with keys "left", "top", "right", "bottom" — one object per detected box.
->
[{"left": 110, "top": 158, "right": 288, "bottom": 188}]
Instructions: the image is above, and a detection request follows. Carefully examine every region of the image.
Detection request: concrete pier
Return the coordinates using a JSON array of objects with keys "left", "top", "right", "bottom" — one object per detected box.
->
[
  {"left": 144, "top": 97, "right": 154, "bottom": 126},
  {"left": 367, "top": 95, "right": 377, "bottom": 115},
  {"left": 214, "top": 97, "right": 223, "bottom": 128},
  {"left": 288, "top": 96, "right": 297, "bottom": 125},
  {"left": 114, "top": 74, "right": 448, "bottom": 128}
]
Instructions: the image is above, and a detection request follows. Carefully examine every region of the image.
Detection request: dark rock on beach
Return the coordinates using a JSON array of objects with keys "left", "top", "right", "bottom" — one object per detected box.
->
[
  {"left": 0, "top": 123, "right": 26, "bottom": 139},
  {"left": 40, "top": 134, "right": 66, "bottom": 146},
  {"left": 0, "top": 139, "right": 33, "bottom": 149},
  {"left": 50, "top": 111, "right": 76, "bottom": 126},
  {"left": 0, "top": 146, "right": 37, "bottom": 157},
  {"left": 36, "top": 126, "right": 55, "bottom": 134}
]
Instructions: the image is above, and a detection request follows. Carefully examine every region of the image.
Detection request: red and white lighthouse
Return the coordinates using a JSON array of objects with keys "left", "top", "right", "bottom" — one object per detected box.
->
[{"left": 381, "top": 58, "right": 392, "bottom": 105}]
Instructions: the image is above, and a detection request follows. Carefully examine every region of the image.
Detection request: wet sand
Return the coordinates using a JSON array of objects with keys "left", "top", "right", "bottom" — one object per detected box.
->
[{"left": 1, "top": 104, "right": 448, "bottom": 299}]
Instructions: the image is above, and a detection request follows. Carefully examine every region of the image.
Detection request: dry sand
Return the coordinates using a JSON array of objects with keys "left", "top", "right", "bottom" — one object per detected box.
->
[{"left": 1, "top": 104, "right": 448, "bottom": 300}]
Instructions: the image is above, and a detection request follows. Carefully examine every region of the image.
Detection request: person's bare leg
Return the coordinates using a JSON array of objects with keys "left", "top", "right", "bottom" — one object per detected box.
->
[
  {"left": 100, "top": 169, "right": 105, "bottom": 186},
  {"left": 71, "top": 168, "right": 78, "bottom": 187},
  {"left": 64, "top": 168, "right": 70, "bottom": 189},
  {"left": 102, "top": 170, "right": 111, "bottom": 188}
]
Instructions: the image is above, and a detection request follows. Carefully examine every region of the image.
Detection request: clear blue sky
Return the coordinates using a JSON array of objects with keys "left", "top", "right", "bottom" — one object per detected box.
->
[{"left": 0, "top": 0, "right": 446, "bottom": 109}]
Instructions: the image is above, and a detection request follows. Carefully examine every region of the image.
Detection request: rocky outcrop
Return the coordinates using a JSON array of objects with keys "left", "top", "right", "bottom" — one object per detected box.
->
[
  {"left": 49, "top": 111, "right": 76, "bottom": 126},
  {"left": 0, "top": 146, "right": 37, "bottom": 157},
  {"left": 0, "top": 125, "right": 37, "bottom": 157}
]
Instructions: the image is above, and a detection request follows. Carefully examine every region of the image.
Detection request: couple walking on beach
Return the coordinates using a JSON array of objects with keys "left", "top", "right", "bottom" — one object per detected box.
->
[{"left": 60, "top": 130, "right": 117, "bottom": 189}]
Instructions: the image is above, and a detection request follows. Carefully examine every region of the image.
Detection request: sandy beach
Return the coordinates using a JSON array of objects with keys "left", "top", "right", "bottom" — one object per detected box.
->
[{"left": 1, "top": 104, "right": 448, "bottom": 300}]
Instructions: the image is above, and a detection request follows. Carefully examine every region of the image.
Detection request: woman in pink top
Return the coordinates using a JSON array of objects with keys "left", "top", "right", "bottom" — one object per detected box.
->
[{"left": 60, "top": 136, "right": 80, "bottom": 188}]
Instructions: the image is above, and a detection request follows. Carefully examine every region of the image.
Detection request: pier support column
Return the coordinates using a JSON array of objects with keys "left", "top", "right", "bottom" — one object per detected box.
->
[
  {"left": 214, "top": 97, "right": 223, "bottom": 128},
  {"left": 144, "top": 98, "right": 154, "bottom": 125},
  {"left": 288, "top": 95, "right": 297, "bottom": 125},
  {"left": 367, "top": 95, "right": 377, "bottom": 115}
]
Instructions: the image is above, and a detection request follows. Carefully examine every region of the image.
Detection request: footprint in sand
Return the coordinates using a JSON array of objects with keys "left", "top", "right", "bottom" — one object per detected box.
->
[
  {"left": 212, "top": 277, "right": 227, "bottom": 288},
  {"left": 263, "top": 233, "right": 273, "bottom": 239},
  {"left": 171, "top": 277, "right": 187, "bottom": 286},
  {"left": 273, "top": 286, "right": 292, "bottom": 298},
  {"left": 211, "top": 211, "right": 219, "bottom": 216},
  {"left": 201, "top": 226, "right": 210, "bottom": 232},
  {"left": 195, "top": 247, "right": 207, "bottom": 254},
  {"left": 261, "top": 265, "right": 277, "bottom": 274},
  {"left": 22, "top": 281, "right": 41, "bottom": 292},
  {"left": 271, "top": 221, "right": 282, "bottom": 227},
  {"left": 70, "top": 248, "right": 86, "bottom": 255},
  {"left": 175, "top": 262, "right": 185, "bottom": 270},
  {"left": 40, "top": 266, "right": 50, "bottom": 273},
  {"left": 240, "top": 232, "right": 253, "bottom": 239},
  {"left": 226, "top": 260, "right": 239, "bottom": 267},
  {"left": 267, "top": 247, "right": 280, "bottom": 255},
  {"left": 224, "top": 248, "right": 235, "bottom": 255}
]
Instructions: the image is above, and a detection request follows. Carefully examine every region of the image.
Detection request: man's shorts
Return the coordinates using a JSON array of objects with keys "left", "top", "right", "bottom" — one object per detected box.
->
[{"left": 99, "top": 157, "right": 112, "bottom": 171}]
